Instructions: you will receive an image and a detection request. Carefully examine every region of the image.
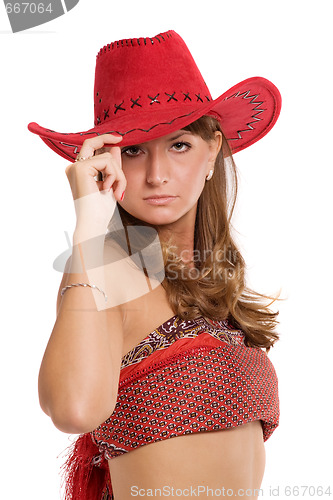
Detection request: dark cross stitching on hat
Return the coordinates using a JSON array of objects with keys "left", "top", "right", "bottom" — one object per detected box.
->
[
  {"left": 131, "top": 98, "right": 142, "bottom": 108},
  {"left": 183, "top": 92, "right": 192, "bottom": 102},
  {"left": 196, "top": 94, "right": 203, "bottom": 102},
  {"left": 148, "top": 94, "right": 160, "bottom": 105},
  {"left": 104, "top": 109, "right": 110, "bottom": 120},
  {"left": 165, "top": 92, "right": 178, "bottom": 102},
  {"left": 114, "top": 101, "right": 126, "bottom": 114}
]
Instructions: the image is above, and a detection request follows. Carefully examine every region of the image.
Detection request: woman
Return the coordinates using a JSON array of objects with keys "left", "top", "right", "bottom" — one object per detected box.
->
[{"left": 29, "top": 30, "right": 281, "bottom": 499}]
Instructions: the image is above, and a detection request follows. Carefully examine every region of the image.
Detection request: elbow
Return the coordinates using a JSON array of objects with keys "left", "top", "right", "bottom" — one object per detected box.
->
[
  {"left": 50, "top": 409, "right": 100, "bottom": 435},
  {"left": 50, "top": 402, "right": 116, "bottom": 434},
  {"left": 39, "top": 395, "right": 117, "bottom": 434},
  {"left": 38, "top": 372, "right": 118, "bottom": 433},
  {"left": 50, "top": 406, "right": 92, "bottom": 434}
]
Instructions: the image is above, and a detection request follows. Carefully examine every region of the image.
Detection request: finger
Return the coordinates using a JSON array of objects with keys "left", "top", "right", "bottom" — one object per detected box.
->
[
  {"left": 77, "top": 134, "right": 123, "bottom": 161},
  {"left": 108, "top": 145, "right": 122, "bottom": 167},
  {"left": 108, "top": 175, "right": 127, "bottom": 201},
  {"left": 101, "top": 155, "right": 127, "bottom": 200},
  {"left": 81, "top": 153, "right": 127, "bottom": 201},
  {"left": 95, "top": 146, "right": 122, "bottom": 169}
]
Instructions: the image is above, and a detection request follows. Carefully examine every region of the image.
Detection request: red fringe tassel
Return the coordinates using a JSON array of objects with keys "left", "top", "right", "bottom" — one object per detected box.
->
[{"left": 60, "top": 433, "right": 110, "bottom": 500}]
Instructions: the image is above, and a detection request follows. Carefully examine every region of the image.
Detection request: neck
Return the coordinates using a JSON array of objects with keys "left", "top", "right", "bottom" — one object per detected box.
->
[
  {"left": 157, "top": 225, "right": 195, "bottom": 267},
  {"left": 156, "top": 205, "right": 198, "bottom": 267}
]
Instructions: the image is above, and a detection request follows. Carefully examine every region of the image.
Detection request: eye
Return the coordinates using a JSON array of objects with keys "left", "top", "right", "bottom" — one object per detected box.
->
[
  {"left": 121, "top": 146, "right": 141, "bottom": 157},
  {"left": 172, "top": 141, "right": 191, "bottom": 152}
]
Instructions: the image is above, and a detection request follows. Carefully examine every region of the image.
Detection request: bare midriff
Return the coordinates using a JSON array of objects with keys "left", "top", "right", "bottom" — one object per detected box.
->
[{"left": 108, "top": 420, "right": 266, "bottom": 499}]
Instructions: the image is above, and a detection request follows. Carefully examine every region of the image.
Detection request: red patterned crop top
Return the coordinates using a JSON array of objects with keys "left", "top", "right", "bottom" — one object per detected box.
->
[{"left": 62, "top": 314, "right": 279, "bottom": 500}]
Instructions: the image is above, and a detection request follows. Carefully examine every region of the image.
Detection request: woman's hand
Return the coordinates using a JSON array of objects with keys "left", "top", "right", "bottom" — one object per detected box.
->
[{"left": 65, "top": 134, "right": 126, "bottom": 234}]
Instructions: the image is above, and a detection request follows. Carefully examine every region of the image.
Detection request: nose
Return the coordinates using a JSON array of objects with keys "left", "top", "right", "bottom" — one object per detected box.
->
[{"left": 146, "top": 150, "right": 169, "bottom": 185}]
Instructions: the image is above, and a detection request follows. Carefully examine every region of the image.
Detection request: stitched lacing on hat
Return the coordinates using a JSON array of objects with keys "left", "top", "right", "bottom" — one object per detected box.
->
[
  {"left": 97, "top": 32, "right": 172, "bottom": 57},
  {"left": 94, "top": 92, "right": 212, "bottom": 125}
]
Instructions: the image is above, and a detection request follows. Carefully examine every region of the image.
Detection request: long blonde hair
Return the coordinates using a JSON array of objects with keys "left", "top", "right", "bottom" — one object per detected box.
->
[{"left": 109, "top": 116, "right": 279, "bottom": 351}]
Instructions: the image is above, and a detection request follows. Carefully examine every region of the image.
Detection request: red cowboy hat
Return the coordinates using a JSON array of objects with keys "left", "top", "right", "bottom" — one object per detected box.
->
[{"left": 28, "top": 30, "right": 281, "bottom": 162}]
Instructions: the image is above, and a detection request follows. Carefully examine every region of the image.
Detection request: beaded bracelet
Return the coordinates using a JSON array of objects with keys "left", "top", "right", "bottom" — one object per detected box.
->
[{"left": 61, "top": 283, "right": 108, "bottom": 302}]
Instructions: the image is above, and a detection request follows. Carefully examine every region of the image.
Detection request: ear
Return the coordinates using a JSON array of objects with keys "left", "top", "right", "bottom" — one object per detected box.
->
[{"left": 207, "top": 131, "right": 223, "bottom": 166}]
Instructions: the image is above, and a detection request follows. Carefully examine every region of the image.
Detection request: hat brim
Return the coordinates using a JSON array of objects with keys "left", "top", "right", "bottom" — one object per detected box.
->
[{"left": 28, "top": 77, "right": 281, "bottom": 162}]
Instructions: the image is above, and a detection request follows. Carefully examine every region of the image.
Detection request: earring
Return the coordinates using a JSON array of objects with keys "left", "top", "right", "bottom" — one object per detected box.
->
[{"left": 206, "top": 169, "right": 214, "bottom": 181}]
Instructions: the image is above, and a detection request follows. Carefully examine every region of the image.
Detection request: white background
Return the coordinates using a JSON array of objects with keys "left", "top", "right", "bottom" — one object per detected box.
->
[{"left": 1, "top": 0, "right": 332, "bottom": 498}]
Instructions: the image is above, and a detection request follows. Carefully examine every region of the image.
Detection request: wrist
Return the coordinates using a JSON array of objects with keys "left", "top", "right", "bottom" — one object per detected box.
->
[
  {"left": 71, "top": 232, "right": 106, "bottom": 274},
  {"left": 73, "top": 225, "right": 107, "bottom": 246}
]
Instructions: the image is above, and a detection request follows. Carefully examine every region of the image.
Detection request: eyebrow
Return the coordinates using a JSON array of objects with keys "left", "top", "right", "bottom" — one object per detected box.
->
[
  {"left": 121, "top": 131, "right": 192, "bottom": 150},
  {"left": 168, "top": 131, "right": 193, "bottom": 142}
]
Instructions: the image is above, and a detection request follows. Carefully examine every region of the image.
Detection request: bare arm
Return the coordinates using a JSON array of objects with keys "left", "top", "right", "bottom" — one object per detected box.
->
[
  {"left": 38, "top": 234, "right": 125, "bottom": 434},
  {"left": 38, "top": 134, "right": 127, "bottom": 435}
]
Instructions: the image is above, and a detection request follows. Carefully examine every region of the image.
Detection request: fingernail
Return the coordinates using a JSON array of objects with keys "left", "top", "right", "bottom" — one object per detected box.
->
[{"left": 121, "top": 191, "right": 125, "bottom": 201}]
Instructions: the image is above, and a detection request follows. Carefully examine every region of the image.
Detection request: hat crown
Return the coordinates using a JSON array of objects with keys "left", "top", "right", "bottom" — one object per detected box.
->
[{"left": 93, "top": 30, "right": 212, "bottom": 127}]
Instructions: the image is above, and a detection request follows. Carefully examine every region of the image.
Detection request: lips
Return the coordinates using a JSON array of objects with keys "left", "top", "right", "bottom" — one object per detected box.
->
[
  {"left": 143, "top": 195, "right": 178, "bottom": 205},
  {"left": 143, "top": 194, "right": 176, "bottom": 200}
]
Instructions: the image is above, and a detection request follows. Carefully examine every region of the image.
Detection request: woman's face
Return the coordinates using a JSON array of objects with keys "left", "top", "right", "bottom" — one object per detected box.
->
[{"left": 104, "top": 128, "right": 221, "bottom": 228}]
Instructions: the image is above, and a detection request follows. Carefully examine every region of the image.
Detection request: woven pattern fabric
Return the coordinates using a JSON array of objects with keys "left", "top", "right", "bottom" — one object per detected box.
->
[
  {"left": 121, "top": 315, "right": 246, "bottom": 369},
  {"left": 91, "top": 315, "right": 279, "bottom": 462}
]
